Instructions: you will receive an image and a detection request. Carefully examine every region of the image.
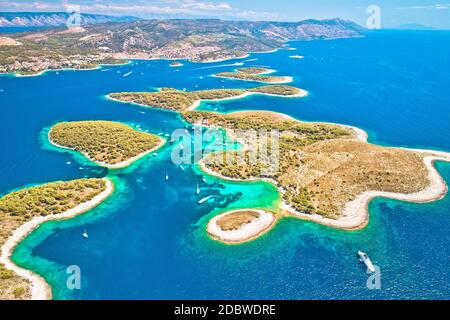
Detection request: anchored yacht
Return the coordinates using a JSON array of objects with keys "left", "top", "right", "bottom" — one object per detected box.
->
[
  {"left": 198, "top": 195, "right": 213, "bottom": 204},
  {"left": 358, "top": 251, "right": 375, "bottom": 273}
]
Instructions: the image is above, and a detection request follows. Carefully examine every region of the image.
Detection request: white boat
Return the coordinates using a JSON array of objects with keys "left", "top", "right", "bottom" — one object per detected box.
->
[
  {"left": 202, "top": 177, "right": 207, "bottom": 183},
  {"left": 82, "top": 230, "right": 88, "bottom": 239},
  {"left": 358, "top": 251, "right": 375, "bottom": 273},
  {"left": 165, "top": 172, "right": 169, "bottom": 180},
  {"left": 198, "top": 195, "right": 213, "bottom": 204},
  {"left": 66, "top": 161, "right": 71, "bottom": 165},
  {"left": 289, "top": 55, "right": 305, "bottom": 59},
  {"left": 123, "top": 71, "right": 133, "bottom": 77},
  {"left": 180, "top": 165, "right": 185, "bottom": 171},
  {"left": 196, "top": 183, "right": 200, "bottom": 195}
]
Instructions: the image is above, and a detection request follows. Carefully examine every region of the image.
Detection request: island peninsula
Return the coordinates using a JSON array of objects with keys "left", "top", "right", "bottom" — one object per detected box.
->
[
  {"left": 108, "top": 85, "right": 307, "bottom": 112},
  {"left": 0, "top": 178, "right": 113, "bottom": 300},
  {"left": 49, "top": 121, "right": 165, "bottom": 169}
]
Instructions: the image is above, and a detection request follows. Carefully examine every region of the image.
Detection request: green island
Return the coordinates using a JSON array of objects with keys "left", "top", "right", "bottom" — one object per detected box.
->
[
  {"left": 0, "top": 178, "right": 110, "bottom": 300},
  {"left": 109, "top": 85, "right": 304, "bottom": 112},
  {"left": 186, "top": 111, "right": 431, "bottom": 219},
  {"left": 214, "top": 68, "right": 292, "bottom": 84},
  {"left": 49, "top": 121, "right": 165, "bottom": 168}
]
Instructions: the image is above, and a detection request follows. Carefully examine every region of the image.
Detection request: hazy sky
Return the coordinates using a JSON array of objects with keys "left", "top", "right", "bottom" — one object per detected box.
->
[{"left": 1, "top": 0, "right": 449, "bottom": 29}]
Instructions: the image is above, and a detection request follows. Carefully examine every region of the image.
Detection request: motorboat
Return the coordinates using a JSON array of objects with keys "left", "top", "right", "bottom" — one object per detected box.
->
[{"left": 358, "top": 251, "right": 375, "bottom": 273}]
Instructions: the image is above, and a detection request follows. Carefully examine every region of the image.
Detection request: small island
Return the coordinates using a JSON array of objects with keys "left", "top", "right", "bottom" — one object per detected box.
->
[
  {"left": 214, "top": 67, "right": 292, "bottom": 84},
  {"left": 169, "top": 61, "right": 183, "bottom": 67},
  {"left": 108, "top": 85, "right": 306, "bottom": 112},
  {"left": 0, "top": 178, "right": 113, "bottom": 300},
  {"left": 207, "top": 209, "right": 276, "bottom": 243},
  {"left": 49, "top": 121, "right": 165, "bottom": 169}
]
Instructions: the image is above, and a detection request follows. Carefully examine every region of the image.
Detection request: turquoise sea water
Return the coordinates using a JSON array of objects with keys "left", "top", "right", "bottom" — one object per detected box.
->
[{"left": 1, "top": 30, "right": 450, "bottom": 299}]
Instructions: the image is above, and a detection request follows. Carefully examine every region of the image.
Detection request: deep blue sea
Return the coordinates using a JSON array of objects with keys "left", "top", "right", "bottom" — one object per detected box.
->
[{"left": 1, "top": 30, "right": 450, "bottom": 299}]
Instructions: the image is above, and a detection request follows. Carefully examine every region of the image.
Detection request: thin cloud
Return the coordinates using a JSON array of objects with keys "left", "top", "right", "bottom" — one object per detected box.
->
[
  {"left": 394, "top": 3, "right": 450, "bottom": 10},
  {"left": 0, "top": 0, "right": 280, "bottom": 20}
]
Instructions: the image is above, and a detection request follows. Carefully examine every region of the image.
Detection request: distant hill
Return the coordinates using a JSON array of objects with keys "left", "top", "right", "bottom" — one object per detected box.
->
[
  {"left": 0, "top": 12, "right": 139, "bottom": 27},
  {"left": 394, "top": 24, "right": 435, "bottom": 30}
]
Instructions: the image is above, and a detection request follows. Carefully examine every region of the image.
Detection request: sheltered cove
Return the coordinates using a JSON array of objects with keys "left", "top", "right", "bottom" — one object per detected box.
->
[{"left": 0, "top": 178, "right": 114, "bottom": 299}]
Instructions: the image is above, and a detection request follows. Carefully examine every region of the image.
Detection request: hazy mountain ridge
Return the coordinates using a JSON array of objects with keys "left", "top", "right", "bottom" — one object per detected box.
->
[
  {"left": 0, "top": 12, "right": 139, "bottom": 27},
  {"left": 74, "top": 18, "right": 364, "bottom": 55}
]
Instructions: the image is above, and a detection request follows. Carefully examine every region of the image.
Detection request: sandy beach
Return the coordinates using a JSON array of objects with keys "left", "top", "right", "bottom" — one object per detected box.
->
[
  {"left": 48, "top": 128, "right": 166, "bottom": 169},
  {"left": 207, "top": 209, "right": 276, "bottom": 244},
  {"left": 0, "top": 178, "right": 114, "bottom": 300}
]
